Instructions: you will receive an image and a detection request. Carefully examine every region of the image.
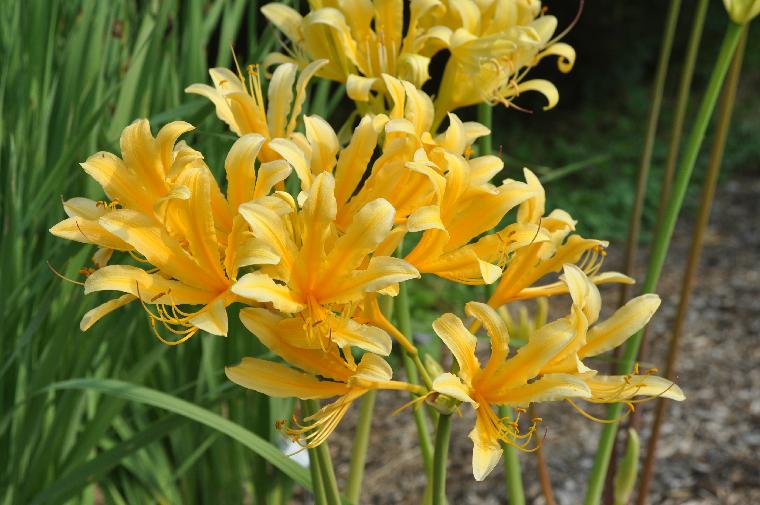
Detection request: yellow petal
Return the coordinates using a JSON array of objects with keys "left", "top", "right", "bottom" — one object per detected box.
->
[
  {"left": 407, "top": 205, "right": 444, "bottom": 232},
  {"left": 287, "top": 59, "right": 330, "bottom": 134},
  {"left": 189, "top": 296, "right": 228, "bottom": 336},
  {"left": 321, "top": 198, "right": 395, "bottom": 276},
  {"left": 238, "top": 201, "right": 297, "bottom": 278},
  {"left": 80, "top": 294, "right": 136, "bottom": 331},
  {"left": 239, "top": 308, "right": 353, "bottom": 381},
  {"left": 268, "top": 138, "right": 311, "bottom": 190},
  {"left": 304, "top": 115, "right": 339, "bottom": 173},
  {"left": 225, "top": 357, "right": 349, "bottom": 399},
  {"left": 260, "top": 3, "right": 304, "bottom": 43},
  {"left": 334, "top": 115, "right": 382, "bottom": 208},
  {"left": 80, "top": 152, "right": 152, "bottom": 216},
  {"left": 84, "top": 265, "right": 212, "bottom": 305},
  {"left": 172, "top": 167, "right": 227, "bottom": 286},
  {"left": 346, "top": 74, "right": 379, "bottom": 101},
  {"left": 119, "top": 119, "right": 166, "bottom": 196},
  {"left": 580, "top": 294, "right": 661, "bottom": 358},
  {"left": 294, "top": 172, "right": 337, "bottom": 286},
  {"left": 319, "top": 256, "right": 419, "bottom": 304},
  {"left": 254, "top": 159, "right": 291, "bottom": 199},
  {"left": 465, "top": 302, "right": 509, "bottom": 370},
  {"left": 232, "top": 272, "right": 305, "bottom": 313},
  {"left": 432, "top": 313, "right": 480, "bottom": 382},
  {"left": 470, "top": 407, "right": 503, "bottom": 481},
  {"left": 266, "top": 63, "right": 297, "bottom": 138},
  {"left": 330, "top": 318, "right": 392, "bottom": 356},
  {"left": 537, "top": 42, "right": 576, "bottom": 73},
  {"left": 353, "top": 352, "right": 393, "bottom": 383},
  {"left": 98, "top": 209, "right": 218, "bottom": 289},
  {"left": 487, "top": 373, "right": 591, "bottom": 406},
  {"left": 486, "top": 317, "right": 574, "bottom": 390},
  {"left": 50, "top": 216, "right": 132, "bottom": 251},
  {"left": 63, "top": 197, "right": 106, "bottom": 220},
  {"left": 225, "top": 134, "right": 266, "bottom": 211},
  {"left": 506, "top": 79, "right": 559, "bottom": 111},
  {"left": 432, "top": 372, "right": 477, "bottom": 405},
  {"left": 563, "top": 264, "right": 601, "bottom": 324},
  {"left": 585, "top": 375, "right": 685, "bottom": 402}
]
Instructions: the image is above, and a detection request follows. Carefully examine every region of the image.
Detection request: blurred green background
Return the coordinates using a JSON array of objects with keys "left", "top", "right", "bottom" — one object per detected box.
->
[{"left": 1, "top": 1, "right": 757, "bottom": 503}]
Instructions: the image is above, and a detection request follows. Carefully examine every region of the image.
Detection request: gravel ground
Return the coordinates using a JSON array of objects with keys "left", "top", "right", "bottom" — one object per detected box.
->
[{"left": 302, "top": 177, "right": 760, "bottom": 504}]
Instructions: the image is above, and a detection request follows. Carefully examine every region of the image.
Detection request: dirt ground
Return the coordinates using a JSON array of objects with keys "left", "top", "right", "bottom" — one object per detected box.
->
[{"left": 321, "top": 176, "right": 760, "bottom": 505}]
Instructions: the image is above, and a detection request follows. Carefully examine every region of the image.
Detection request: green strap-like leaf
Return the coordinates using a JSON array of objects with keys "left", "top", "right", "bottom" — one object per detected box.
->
[{"left": 47, "top": 378, "right": 312, "bottom": 489}]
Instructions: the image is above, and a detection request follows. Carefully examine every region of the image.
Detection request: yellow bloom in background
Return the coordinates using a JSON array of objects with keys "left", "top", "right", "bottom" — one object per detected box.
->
[
  {"left": 424, "top": 0, "right": 576, "bottom": 125},
  {"left": 431, "top": 301, "right": 591, "bottom": 480},
  {"left": 230, "top": 171, "right": 419, "bottom": 350},
  {"left": 50, "top": 121, "right": 291, "bottom": 341},
  {"left": 722, "top": 0, "right": 760, "bottom": 23},
  {"left": 261, "top": 0, "right": 444, "bottom": 108},
  {"left": 226, "top": 307, "right": 422, "bottom": 448},
  {"left": 186, "top": 59, "right": 327, "bottom": 161}
]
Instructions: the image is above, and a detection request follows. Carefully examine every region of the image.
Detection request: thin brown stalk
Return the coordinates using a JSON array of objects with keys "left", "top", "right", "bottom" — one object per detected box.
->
[
  {"left": 635, "top": 26, "right": 747, "bottom": 505},
  {"left": 617, "top": 0, "right": 682, "bottom": 307},
  {"left": 653, "top": 0, "right": 710, "bottom": 230},
  {"left": 530, "top": 406, "right": 557, "bottom": 505}
]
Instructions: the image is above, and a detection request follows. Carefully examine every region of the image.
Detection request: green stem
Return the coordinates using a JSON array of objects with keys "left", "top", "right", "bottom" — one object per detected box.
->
[
  {"left": 636, "top": 26, "right": 748, "bottom": 505},
  {"left": 301, "top": 400, "right": 327, "bottom": 505},
  {"left": 345, "top": 390, "right": 376, "bottom": 504},
  {"left": 618, "top": 0, "right": 682, "bottom": 306},
  {"left": 583, "top": 20, "right": 744, "bottom": 505},
  {"left": 432, "top": 414, "right": 452, "bottom": 505},
  {"left": 478, "top": 102, "right": 493, "bottom": 156},
  {"left": 499, "top": 405, "right": 525, "bottom": 505},
  {"left": 304, "top": 400, "right": 342, "bottom": 505}
]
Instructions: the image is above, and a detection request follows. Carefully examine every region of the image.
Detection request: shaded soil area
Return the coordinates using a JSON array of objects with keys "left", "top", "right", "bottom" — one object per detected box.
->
[{"left": 319, "top": 176, "right": 760, "bottom": 504}]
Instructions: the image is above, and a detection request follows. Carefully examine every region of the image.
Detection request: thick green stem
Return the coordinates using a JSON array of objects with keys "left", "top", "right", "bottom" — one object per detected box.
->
[
  {"left": 499, "top": 405, "right": 525, "bottom": 505},
  {"left": 478, "top": 103, "right": 493, "bottom": 156},
  {"left": 432, "top": 414, "right": 452, "bottom": 505},
  {"left": 301, "top": 400, "right": 327, "bottom": 505},
  {"left": 618, "top": 0, "right": 681, "bottom": 306},
  {"left": 584, "top": 20, "right": 744, "bottom": 505},
  {"left": 636, "top": 26, "right": 748, "bottom": 505},
  {"left": 345, "top": 390, "right": 376, "bottom": 504}
]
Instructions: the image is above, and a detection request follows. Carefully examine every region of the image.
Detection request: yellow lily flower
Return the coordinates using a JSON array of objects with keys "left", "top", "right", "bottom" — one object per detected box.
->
[
  {"left": 50, "top": 120, "right": 291, "bottom": 340},
  {"left": 723, "top": 0, "right": 760, "bottom": 23},
  {"left": 487, "top": 168, "right": 632, "bottom": 308},
  {"left": 402, "top": 150, "right": 539, "bottom": 285},
  {"left": 186, "top": 59, "right": 327, "bottom": 161},
  {"left": 425, "top": 0, "right": 576, "bottom": 125},
  {"left": 226, "top": 307, "right": 423, "bottom": 448},
  {"left": 261, "top": 0, "right": 444, "bottom": 109},
  {"left": 431, "top": 301, "right": 591, "bottom": 480},
  {"left": 540, "top": 265, "right": 685, "bottom": 406},
  {"left": 230, "top": 171, "right": 420, "bottom": 349}
]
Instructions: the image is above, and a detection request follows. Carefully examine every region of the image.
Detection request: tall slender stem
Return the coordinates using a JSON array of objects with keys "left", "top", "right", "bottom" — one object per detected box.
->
[
  {"left": 653, "top": 0, "right": 709, "bottom": 231},
  {"left": 618, "top": 0, "right": 682, "bottom": 306},
  {"left": 478, "top": 103, "right": 493, "bottom": 156},
  {"left": 432, "top": 414, "right": 452, "bottom": 505},
  {"left": 584, "top": 20, "right": 745, "bottom": 505},
  {"left": 346, "top": 390, "right": 376, "bottom": 504},
  {"left": 530, "top": 406, "right": 556, "bottom": 505},
  {"left": 499, "top": 405, "right": 526, "bottom": 505},
  {"left": 635, "top": 26, "right": 747, "bottom": 505}
]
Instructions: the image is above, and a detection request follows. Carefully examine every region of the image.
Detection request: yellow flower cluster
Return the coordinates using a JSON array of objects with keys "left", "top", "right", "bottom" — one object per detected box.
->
[
  {"left": 262, "top": 0, "right": 575, "bottom": 124},
  {"left": 50, "top": 0, "right": 683, "bottom": 482}
]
